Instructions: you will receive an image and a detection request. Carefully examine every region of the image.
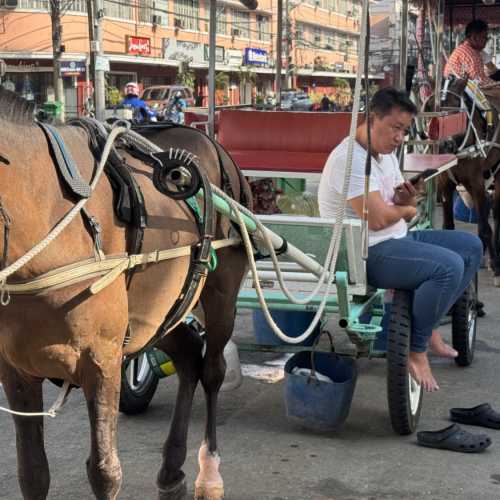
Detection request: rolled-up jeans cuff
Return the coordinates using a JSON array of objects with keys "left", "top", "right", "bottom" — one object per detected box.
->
[{"left": 410, "top": 331, "right": 429, "bottom": 353}]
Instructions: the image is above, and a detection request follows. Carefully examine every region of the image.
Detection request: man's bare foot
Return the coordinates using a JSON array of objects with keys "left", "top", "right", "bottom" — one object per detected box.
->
[
  {"left": 408, "top": 352, "right": 440, "bottom": 392},
  {"left": 429, "top": 330, "right": 458, "bottom": 358}
]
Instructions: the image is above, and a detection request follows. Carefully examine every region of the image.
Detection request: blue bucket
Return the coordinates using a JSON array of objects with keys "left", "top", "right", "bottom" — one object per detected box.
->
[
  {"left": 284, "top": 351, "right": 358, "bottom": 430},
  {"left": 252, "top": 309, "right": 321, "bottom": 347}
]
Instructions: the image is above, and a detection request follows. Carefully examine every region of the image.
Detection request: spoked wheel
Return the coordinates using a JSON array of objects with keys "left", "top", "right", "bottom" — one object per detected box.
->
[
  {"left": 386, "top": 290, "right": 423, "bottom": 435},
  {"left": 452, "top": 278, "right": 478, "bottom": 367},
  {"left": 119, "top": 351, "right": 160, "bottom": 415}
]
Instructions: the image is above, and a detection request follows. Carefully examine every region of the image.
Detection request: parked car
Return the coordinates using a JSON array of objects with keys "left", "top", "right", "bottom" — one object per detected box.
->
[
  {"left": 280, "top": 91, "right": 314, "bottom": 111},
  {"left": 141, "top": 85, "right": 195, "bottom": 115}
]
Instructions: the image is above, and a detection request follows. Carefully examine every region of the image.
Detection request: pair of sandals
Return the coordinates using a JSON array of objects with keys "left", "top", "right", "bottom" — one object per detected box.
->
[{"left": 417, "top": 403, "right": 500, "bottom": 453}]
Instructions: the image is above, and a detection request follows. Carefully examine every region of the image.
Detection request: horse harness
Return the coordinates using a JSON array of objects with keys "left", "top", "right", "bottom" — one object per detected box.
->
[{"left": 0, "top": 118, "right": 240, "bottom": 351}]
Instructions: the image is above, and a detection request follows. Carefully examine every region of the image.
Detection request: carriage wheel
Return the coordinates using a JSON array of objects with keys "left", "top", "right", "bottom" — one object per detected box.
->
[
  {"left": 119, "top": 352, "right": 160, "bottom": 415},
  {"left": 452, "top": 278, "right": 478, "bottom": 367},
  {"left": 386, "top": 290, "right": 423, "bottom": 435}
]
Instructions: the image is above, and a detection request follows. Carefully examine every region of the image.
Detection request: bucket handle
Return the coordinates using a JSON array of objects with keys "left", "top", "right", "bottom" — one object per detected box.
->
[{"left": 307, "top": 330, "right": 335, "bottom": 386}]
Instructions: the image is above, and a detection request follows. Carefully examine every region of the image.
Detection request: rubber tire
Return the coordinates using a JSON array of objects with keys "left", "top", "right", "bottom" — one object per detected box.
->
[
  {"left": 387, "top": 290, "right": 423, "bottom": 435},
  {"left": 452, "top": 278, "right": 478, "bottom": 367},
  {"left": 119, "top": 352, "right": 160, "bottom": 415}
]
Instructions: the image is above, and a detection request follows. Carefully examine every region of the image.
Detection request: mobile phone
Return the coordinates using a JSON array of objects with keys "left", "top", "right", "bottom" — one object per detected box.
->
[{"left": 409, "top": 168, "right": 439, "bottom": 185}]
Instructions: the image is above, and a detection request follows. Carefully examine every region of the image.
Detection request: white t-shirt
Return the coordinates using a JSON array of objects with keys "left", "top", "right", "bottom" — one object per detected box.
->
[{"left": 318, "top": 137, "right": 408, "bottom": 247}]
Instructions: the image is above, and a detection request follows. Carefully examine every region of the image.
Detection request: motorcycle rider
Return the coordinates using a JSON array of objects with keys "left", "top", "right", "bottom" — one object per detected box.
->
[
  {"left": 121, "top": 82, "right": 157, "bottom": 123},
  {"left": 165, "top": 90, "right": 187, "bottom": 124}
]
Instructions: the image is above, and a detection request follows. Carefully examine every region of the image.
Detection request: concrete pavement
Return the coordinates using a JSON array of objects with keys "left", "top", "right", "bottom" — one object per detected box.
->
[{"left": 1, "top": 266, "right": 500, "bottom": 499}]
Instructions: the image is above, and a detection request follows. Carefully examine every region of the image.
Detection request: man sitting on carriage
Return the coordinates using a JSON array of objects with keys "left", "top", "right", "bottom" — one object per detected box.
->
[
  {"left": 318, "top": 87, "right": 483, "bottom": 392},
  {"left": 444, "top": 19, "right": 500, "bottom": 117}
]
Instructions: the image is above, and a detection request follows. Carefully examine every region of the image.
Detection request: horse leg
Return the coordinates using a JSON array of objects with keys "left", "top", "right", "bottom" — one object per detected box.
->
[
  {"left": 194, "top": 254, "right": 247, "bottom": 500},
  {"left": 492, "top": 171, "right": 500, "bottom": 285},
  {"left": 467, "top": 181, "right": 495, "bottom": 275},
  {"left": 0, "top": 359, "right": 50, "bottom": 500},
  {"left": 155, "top": 323, "right": 204, "bottom": 500},
  {"left": 81, "top": 348, "right": 123, "bottom": 500},
  {"left": 440, "top": 177, "right": 456, "bottom": 230}
]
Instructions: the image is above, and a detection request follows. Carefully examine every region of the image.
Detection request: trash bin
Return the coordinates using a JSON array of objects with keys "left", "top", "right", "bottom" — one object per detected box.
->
[{"left": 42, "top": 101, "right": 63, "bottom": 119}]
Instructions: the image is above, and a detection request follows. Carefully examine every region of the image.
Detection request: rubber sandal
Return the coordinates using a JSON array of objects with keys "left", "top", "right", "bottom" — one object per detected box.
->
[
  {"left": 417, "top": 424, "right": 491, "bottom": 453},
  {"left": 450, "top": 403, "right": 500, "bottom": 430}
]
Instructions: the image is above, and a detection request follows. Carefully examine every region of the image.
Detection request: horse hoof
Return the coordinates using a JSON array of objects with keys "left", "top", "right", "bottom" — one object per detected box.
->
[
  {"left": 159, "top": 478, "right": 188, "bottom": 500},
  {"left": 194, "top": 484, "right": 224, "bottom": 500}
]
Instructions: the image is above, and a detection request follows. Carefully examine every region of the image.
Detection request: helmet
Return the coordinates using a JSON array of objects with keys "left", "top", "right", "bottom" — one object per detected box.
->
[{"left": 124, "top": 82, "right": 140, "bottom": 97}]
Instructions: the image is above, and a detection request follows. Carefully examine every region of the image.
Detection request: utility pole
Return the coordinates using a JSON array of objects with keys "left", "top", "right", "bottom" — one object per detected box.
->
[
  {"left": 89, "top": 0, "right": 106, "bottom": 121},
  {"left": 208, "top": 0, "right": 216, "bottom": 139},
  {"left": 275, "top": 0, "right": 283, "bottom": 108},
  {"left": 284, "top": 0, "right": 293, "bottom": 89}
]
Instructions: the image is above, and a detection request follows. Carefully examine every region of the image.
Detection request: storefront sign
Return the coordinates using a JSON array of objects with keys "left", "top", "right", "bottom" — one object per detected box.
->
[
  {"left": 244, "top": 48, "right": 268, "bottom": 66},
  {"left": 163, "top": 38, "right": 204, "bottom": 63},
  {"left": 127, "top": 36, "right": 151, "bottom": 56},
  {"left": 225, "top": 49, "right": 243, "bottom": 67},
  {"left": 204, "top": 45, "right": 225, "bottom": 63},
  {"left": 60, "top": 60, "right": 86, "bottom": 76}
]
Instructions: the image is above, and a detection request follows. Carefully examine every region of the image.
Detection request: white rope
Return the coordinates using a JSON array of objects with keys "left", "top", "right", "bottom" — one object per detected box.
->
[
  {"left": 0, "top": 126, "right": 129, "bottom": 286},
  {"left": 117, "top": 2, "right": 369, "bottom": 343},
  {"left": 0, "top": 381, "right": 71, "bottom": 418}
]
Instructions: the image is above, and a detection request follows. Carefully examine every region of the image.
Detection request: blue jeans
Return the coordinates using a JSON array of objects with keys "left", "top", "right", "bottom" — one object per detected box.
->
[{"left": 367, "top": 230, "right": 483, "bottom": 352}]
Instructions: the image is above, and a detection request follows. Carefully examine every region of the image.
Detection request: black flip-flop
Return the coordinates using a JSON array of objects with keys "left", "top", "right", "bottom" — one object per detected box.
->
[
  {"left": 417, "top": 424, "right": 491, "bottom": 453},
  {"left": 450, "top": 403, "right": 500, "bottom": 430}
]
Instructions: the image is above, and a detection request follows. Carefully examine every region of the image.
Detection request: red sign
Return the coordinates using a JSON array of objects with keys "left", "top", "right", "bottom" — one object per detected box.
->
[{"left": 127, "top": 36, "right": 151, "bottom": 56}]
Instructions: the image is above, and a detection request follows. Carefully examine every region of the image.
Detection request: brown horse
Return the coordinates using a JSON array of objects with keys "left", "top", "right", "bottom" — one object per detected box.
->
[
  {"left": 0, "top": 88, "right": 250, "bottom": 500},
  {"left": 433, "top": 78, "right": 500, "bottom": 284}
]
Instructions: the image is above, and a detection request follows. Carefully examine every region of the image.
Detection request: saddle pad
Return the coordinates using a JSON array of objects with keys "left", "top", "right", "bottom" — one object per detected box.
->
[{"left": 38, "top": 122, "right": 92, "bottom": 199}]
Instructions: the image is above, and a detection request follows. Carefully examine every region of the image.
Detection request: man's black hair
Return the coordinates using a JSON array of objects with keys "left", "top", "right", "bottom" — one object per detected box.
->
[
  {"left": 370, "top": 87, "right": 417, "bottom": 118},
  {"left": 465, "top": 19, "right": 488, "bottom": 38}
]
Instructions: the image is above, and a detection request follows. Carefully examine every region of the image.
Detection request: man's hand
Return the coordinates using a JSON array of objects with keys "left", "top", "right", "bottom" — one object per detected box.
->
[{"left": 393, "top": 181, "right": 417, "bottom": 207}]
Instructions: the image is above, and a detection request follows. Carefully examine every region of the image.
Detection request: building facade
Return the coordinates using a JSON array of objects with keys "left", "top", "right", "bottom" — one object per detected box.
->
[{"left": 0, "top": 0, "right": 366, "bottom": 114}]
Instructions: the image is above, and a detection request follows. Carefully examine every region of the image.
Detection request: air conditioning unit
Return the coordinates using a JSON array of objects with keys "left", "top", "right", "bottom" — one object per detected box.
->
[
  {"left": 325, "top": 43, "right": 334, "bottom": 50},
  {"left": 174, "top": 18, "right": 184, "bottom": 29},
  {"left": 231, "top": 28, "right": 241, "bottom": 37},
  {"left": 1, "top": 0, "right": 18, "bottom": 8},
  {"left": 152, "top": 14, "right": 162, "bottom": 25}
]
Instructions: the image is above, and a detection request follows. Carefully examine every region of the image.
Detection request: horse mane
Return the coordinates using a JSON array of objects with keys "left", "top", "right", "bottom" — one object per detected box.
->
[{"left": 0, "top": 87, "right": 35, "bottom": 125}]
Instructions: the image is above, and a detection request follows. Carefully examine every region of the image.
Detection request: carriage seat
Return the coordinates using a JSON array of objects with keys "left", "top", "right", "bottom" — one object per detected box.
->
[{"left": 218, "top": 110, "right": 358, "bottom": 176}]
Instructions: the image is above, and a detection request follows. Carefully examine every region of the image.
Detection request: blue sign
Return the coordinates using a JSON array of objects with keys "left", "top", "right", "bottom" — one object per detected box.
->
[
  {"left": 60, "top": 61, "right": 86, "bottom": 76},
  {"left": 244, "top": 48, "right": 268, "bottom": 66}
]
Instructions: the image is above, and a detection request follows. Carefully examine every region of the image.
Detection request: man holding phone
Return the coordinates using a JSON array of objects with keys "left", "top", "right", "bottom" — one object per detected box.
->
[{"left": 318, "top": 88, "right": 483, "bottom": 392}]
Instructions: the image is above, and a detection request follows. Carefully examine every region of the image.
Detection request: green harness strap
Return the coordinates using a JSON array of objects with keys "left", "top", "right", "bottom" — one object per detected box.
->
[{"left": 185, "top": 195, "right": 218, "bottom": 272}]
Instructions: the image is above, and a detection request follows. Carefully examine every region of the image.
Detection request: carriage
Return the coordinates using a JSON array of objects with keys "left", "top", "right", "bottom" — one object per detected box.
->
[{"left": 0, "top": 1, "right": 492, "bottom": 499}]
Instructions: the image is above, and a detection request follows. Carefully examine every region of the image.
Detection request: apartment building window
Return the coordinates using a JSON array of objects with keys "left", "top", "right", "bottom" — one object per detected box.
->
[
  {"left": 216, "top": 6, "right": 227, "bottom": 35},
  {"left": 296, "top": 22, "right": 306, "bottom": 47},
  {"left": 231, "top": 10, "right": 249, "bottom": 39},
  {"left": 174, "top": 0, "right": 199, "bottom": 31},
  {"left": 313, "top": 27, "right": 322, "bottom": 47},
  {"left": 18, "top": 0, "right": 87, "bottom": 12},
  {"left": 104, "top": 0, "right": 133, "bottom": 20},
  {"left": 257, "top": 15, "right": 270, "bottom": 42},
  {"left": 66, "top": 0, "right": 87, "bottom": 13},
  {"left": 18, "top": 0, "right": 47, "bottom": 9}
]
